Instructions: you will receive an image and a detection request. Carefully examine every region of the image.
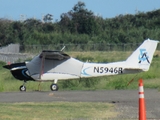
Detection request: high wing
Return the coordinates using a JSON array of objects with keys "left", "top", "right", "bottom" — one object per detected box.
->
[
  {"left": 38, "top": 50, "right": 71, "bottom": 79},
  {"left": 39, "top": 50, "right": 70, "bottom": 60}
]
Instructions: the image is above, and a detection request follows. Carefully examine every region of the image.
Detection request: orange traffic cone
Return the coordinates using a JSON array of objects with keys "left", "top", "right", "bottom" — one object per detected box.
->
[{"left": 139, "top": 79, "right": 146, "bottom": 120}]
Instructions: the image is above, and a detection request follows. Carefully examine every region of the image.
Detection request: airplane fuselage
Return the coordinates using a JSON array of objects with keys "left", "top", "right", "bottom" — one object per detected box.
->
[{"left": 4, "top": 57, "right": 142, "bottom": 82}]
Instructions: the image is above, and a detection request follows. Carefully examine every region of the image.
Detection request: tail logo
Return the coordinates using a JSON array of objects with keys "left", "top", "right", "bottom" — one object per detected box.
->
[{"left": 138, "top": 49, "right": 150, "bottom": 63}]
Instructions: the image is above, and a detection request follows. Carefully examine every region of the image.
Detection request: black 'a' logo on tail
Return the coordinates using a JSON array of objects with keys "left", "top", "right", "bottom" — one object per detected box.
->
[{"left": 139, "top": 53, "right": 150, "bottom": 64}]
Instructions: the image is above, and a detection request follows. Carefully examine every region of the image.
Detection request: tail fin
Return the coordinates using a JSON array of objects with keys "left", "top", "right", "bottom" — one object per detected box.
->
[{"left": 126, "top": 39, "right": 159, "bottom": 71}]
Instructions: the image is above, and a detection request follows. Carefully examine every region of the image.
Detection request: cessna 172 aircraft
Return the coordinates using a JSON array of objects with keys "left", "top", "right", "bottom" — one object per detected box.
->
[{"left": 3, "top": 39, "right": 159, "bottom": 91}]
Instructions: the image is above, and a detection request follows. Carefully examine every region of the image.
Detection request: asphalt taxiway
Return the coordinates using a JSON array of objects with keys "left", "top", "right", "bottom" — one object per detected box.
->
[
  {"left": 0, "top": 90, "right": 160, "bottom": 118},
  {"left": 0, "top": 90, "right": 139, "bottom": 103}
]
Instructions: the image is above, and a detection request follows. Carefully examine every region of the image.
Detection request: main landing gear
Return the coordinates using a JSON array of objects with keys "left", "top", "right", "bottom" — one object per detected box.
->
[
  {"left": 50, "top": 79, "right": 59, "bottom": 91},
  {"left": 50, "top": 84, "right": 58, "bottom": 91}
]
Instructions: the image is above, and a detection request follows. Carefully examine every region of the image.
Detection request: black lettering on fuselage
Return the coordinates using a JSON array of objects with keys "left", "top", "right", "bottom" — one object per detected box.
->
[
  {"left": 94, "top": 67, "right": 99, "bottom": 73},
  {"left": 100, "top": 67, "right": 103, "bottom": 73},
  {"left": 94, "top": 66, "right": 123, "bottom": 74},
  {"left": 118, "top": 67, "right": 123, "bottom": 73}
]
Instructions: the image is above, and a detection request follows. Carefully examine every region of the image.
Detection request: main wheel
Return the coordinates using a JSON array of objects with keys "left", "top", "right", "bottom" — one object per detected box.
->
[
  {"left": 50, "top": 84, "right": 58, "bottom": 91},
  {"left": 19, "top": 85, "right": 26, "bottom": 91}
]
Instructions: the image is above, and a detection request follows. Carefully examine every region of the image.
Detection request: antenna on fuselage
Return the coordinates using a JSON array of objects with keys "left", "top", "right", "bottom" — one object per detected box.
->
[{"left": 61, "top": 46, "right": 65, "bottom": 51}]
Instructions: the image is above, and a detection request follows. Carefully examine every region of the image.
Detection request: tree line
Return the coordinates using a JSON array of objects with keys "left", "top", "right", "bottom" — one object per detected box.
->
[{"left": 0, "top": 1, "right": 160, "bottom": 47}]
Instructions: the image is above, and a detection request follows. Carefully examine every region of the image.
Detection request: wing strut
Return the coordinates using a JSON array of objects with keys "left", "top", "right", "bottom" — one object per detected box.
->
[{"left": 39, "top": 53, "right": 45, "bottom": 79}]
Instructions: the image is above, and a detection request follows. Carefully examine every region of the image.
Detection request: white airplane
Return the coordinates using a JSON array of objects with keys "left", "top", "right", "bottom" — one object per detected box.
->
[{"left": 3, "top": 39, "right": 159, "bottom": 91}]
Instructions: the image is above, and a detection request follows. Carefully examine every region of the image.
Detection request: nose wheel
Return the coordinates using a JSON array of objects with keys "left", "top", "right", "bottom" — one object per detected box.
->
[
  {"left": 19, "top": 85, "right": 26, "bottom": 91},
  {"left": 19, "top": 81, "right": 27, "bottom": 91}
]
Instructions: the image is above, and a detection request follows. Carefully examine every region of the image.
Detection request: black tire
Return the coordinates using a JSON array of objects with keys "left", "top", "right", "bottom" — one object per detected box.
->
[
  {"left": 50, "top": 84, "right": 58, "bottom": 91},
  {"left": 19, "top": 85, "right": 26, "bottom": 91}
]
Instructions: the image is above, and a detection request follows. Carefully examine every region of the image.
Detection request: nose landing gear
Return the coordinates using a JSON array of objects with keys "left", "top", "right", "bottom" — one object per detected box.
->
[{"left": 19, "top": 81, "right": 27, "bottom": 91}]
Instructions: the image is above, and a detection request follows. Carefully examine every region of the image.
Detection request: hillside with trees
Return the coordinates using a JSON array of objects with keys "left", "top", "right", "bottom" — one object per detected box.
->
[{"left": 0, "top": 1, "right": 160, "bottom": 46}]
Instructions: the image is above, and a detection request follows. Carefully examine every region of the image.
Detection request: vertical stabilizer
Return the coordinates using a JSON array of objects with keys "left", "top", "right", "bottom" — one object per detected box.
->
[{"left": 126, "top": 39, "right": 159, "bottom": 71}]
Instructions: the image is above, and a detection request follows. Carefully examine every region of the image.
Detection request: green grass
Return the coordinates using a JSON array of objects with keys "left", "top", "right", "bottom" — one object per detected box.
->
[
  {"left": 1, "top": 51, "right": 160, "bottom": 92},
  {"left": 0, "top": 102, "right": 117, "bottom": 120},
  {"left": 0, "top": 51, "right": 160, "bottom": 120}
]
